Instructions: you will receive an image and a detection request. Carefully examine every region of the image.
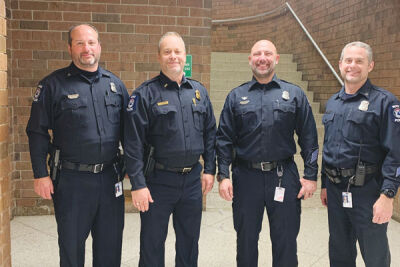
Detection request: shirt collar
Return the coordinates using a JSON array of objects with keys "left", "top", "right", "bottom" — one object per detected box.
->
[
  {"left": 159, "top": 71, "right": 192, "bottom": 89},
  {"left": 65, "top": 62, "right": 109, "bottom": 78},
  {"left": 248, "top": 74, "right": 281, "bottom": 91},
  {"left": 337, "top": 79, "right": 372, "bottom": 100}
]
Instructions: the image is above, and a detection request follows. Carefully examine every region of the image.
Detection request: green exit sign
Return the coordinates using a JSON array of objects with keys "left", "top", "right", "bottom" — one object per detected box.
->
[{"left": 184, "top": 54, "right": 192, "bottom": 78}]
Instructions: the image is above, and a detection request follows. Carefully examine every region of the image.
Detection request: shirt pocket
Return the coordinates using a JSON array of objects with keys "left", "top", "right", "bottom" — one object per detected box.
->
[
  {"left": 60, "top": 97, "right": 88, "bottom": 128},
  {"left": 152, "top": 104, "right": 178, "bottom": 133},
  {"left": 234, "top": 104, "right": 258, "bottom": 135},
  {"left": 322, "top": 112, "right": 335, "bottom": 143},
  {"left": 192, "top": 103, "right": 206, "bottom": 132},
  {"left": 273, "top": 102, "right": 296, "bottom": 129},
  {"left": 105, "top": 94, "right": 122, "bottom": 124},
  {"left": 344, "top": 109, "right": 377, "bottom": 142}
]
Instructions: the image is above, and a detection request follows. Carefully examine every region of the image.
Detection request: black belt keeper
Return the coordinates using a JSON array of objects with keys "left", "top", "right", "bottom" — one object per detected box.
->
[
  {"left": 236, "top": 158, "right": 278, "bottom": 172},
  {"left": 155, "top": 162, "right": 195, "bottom": 174},
  {"left": 61, "top": 160, "right": 115, "bottom": 174}
]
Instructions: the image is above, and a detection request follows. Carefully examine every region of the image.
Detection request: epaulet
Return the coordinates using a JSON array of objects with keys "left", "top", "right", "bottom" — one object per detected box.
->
[
  {"left": 187, "top": 77, "right": 205, "bottom": 87},
  {"left": 238, "top": 81, "right": 251, "bottom": 87},
  {"left": 136, "top": 76, "right": 158, "bottom": 90},
  {"left": 279, "top": 79, "right": 298, "bottom": 86}
]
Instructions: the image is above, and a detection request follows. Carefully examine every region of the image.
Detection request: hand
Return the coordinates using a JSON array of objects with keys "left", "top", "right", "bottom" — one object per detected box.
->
[
  {"left": 131, "top": 187, "right": 154, "bottom": 212},
  {"left": 219, "top": 179, "right": 233, "bottom": 201},
  {"left": 201, "top": 173, "right": 215, "bottom": 195},
  {"left": 320, "top": 188, "right": 328, "bottom": 207},
  {"left": 372, "top": 194, "right": 394, "bottom": 224},
  {"left": 34, "top": 176, "right": 54, "bottom": 200},
  {"left": 297, "top": 178, "right": 317, "bottom": 200}
]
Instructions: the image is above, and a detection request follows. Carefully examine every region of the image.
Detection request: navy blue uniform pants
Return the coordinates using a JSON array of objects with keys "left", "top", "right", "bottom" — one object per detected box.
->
[
  {"left": 232, "top": 160, "right": 301, "bottom": 267},
  {"left": 53, "top": 167, "right": 125, "bottom": 267},
  {"left": 326, "top": 177, "right": 390, "bottom": 267},
  {"left": 139, "top": 162, "right": 203, "bottom": 267}
]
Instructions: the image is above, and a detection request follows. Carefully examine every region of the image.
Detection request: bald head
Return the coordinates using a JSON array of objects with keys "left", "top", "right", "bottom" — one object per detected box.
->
[
  {"left": 250, "top": 40, "right": 278, "bottom": 55},
  {"left": 248, "top": 40, "right": 279, "bottom": 83}
]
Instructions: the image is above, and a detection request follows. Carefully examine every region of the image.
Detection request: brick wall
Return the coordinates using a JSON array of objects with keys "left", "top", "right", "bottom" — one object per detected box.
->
[
  {"left": 6, "top": 0, "right": 212, "bottom": 215},
  {"left": 0, "top": 0, "right": 11, "bottom": 264},
  {"left": 212, "top": 0, "right": 400, "bottom": 219}
]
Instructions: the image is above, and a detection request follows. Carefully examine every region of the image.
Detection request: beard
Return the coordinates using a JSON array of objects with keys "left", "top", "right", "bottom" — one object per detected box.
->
[{"left": 251, "top": 60, "right": 276, "bottom": 79}]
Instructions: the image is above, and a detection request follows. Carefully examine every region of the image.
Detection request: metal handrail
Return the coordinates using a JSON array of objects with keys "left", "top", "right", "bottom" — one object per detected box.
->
[{"left": 211, "top": 2, "right": 344, "bottom": 86}]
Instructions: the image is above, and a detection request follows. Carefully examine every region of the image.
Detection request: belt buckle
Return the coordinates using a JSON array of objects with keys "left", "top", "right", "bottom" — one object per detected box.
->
[
  {"left": 260, "top": 162, "right": 271, "bottom": 172},
  {"left": 93, "top": 163, "right": 104, "bottom": 173},
  {"left": 181, "top": 167, "right": 192, "bottom": 173}
]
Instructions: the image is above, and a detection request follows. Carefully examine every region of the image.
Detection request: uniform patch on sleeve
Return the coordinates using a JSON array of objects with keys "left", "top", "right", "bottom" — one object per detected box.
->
[
  {"left": 396, "top": 167, "right": 400, "bottom": 177},
  {"left": 392, "top": 104, "right": 400, "bottom": 123},
  {"left": 310, "top": 149, "right": 319, "bottom": 163},
  {"left": 33, "top": 84, "right": 43, "bottom": 102},
  {"left": 127, "top": 94, "right": 138, "bottom": 111}
]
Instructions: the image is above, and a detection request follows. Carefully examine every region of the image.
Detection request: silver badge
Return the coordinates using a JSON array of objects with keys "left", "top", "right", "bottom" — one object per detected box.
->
[
  {"left": 241, "top": 96, "right": 248, "bottom": 100},
  {"left": 240, "top": 100, "right": 249, "bottom": 105},
  {"left": 110, "top": 82, "right": 117, "bottom": 93},
  {"left": 282, "top": 91, "right": 290, "bottom": 100},
  {"left": 358, "top": 100, "right": 369, "bottom": 111}
]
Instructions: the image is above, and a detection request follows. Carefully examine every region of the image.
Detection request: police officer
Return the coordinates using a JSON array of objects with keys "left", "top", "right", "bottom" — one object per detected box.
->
[
  {"left": 124, "top": 32, "right": 216, "bottom": 267},
  {"left": 26, "top": 24, "right": 129, "bottom": 266},
  {"left": 216, "top": 40, "right": 319, "bottom": 267},
  {"left": 320, "top": 41, "right": 400, "bottom": 267}
]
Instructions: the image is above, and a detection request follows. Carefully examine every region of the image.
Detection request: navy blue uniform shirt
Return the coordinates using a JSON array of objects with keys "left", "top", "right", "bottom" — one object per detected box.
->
[
  {"left": 26, "top": 63, "right": 129, "bottom": 178},
  {"left": 321, "top": 79, "right": 400, "bottom": 192},
  {"left": 124, "top": 72, "right": 216, "bottom": 190},
  {"left": 216, "top": 75, "right": 319, "bottom": 180}
]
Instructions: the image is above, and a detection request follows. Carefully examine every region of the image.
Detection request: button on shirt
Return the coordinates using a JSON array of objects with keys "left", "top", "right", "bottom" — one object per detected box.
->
[
  {"left": 321, "top": 79, "right": 400, "bottom": 192},
  {"left": 26, "top": 63, "right": 129, "bottom": 178},
  {"left": 124, "top": 72, "right": 216, "bottom": 190},
  {"left": 217, "top": 75, "right": 319, "bottom": 180}
]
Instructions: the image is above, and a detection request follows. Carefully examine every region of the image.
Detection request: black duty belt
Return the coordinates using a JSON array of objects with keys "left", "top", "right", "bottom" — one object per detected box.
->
[
  {"left": 236, "top": 158, "right": 278, "bottom": 172},
  {"left": 324, "top": 165, "right": 378, "bottom": 184},
  {"left": 61, "top": 160, "right": 115, "bottom": 174},
  {"left": 155, "top": 162, "right": 195, "bottom": 174}
]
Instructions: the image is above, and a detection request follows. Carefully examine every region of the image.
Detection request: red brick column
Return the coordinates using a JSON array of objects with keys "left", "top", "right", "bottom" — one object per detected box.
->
[{"left": 0, "top": 0, "right": 11, "bottom": 265}]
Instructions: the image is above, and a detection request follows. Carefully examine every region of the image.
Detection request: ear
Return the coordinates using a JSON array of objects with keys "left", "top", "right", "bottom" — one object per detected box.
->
[
  {"left": 68, "top": 44, "right": 72, "bottom": 56},
  {"left": 248, "top": 54, "right": 252, "bottom": 66},
  {"left": 275, "top": 54, "right": 280, "bottom": 64},
  {"left": 368, "top": 61, "right": 374, "bottom": 73}
]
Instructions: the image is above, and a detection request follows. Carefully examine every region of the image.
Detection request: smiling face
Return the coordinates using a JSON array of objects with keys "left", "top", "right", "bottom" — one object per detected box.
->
[
  {"left": 158, "top": 35, "right": 186, "bottom": 81},
  {"left": 339, "top": 45, "right": 374, "bottom": 88},
  {"left": 248, "top": 40, "right": 280, "bottom": 83},
  {"left": 68, "top": 25, "right": 101, "bottom": 72}
]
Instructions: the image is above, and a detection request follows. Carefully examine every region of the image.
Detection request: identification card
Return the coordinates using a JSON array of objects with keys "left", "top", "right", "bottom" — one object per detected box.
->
[
  {"left": 274, "top": 187, "right": 285, "bottom": 202},
  {"left": 115, "top": 181, "right": 123, "bottom": 197},
  {"left": 342, "top": 192, "right": 352, "bottom": 208}
]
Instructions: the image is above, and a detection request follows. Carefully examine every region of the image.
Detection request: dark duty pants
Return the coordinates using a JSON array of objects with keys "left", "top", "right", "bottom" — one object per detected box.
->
[
  {"left": 139, "top": 162, "right": 203, "bottom": 267},
  {"left": 232, "top": 160, "right": 301, "bottom": 267},
  {"left": 53, "top": 167, "right": 125, "bottom": 267},
  {"left": 326, "top": 177, "right": 390, "bottom": 267}
]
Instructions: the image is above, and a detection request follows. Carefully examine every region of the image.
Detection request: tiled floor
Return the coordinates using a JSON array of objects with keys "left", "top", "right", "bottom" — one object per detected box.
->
[{"left": 11, "top": 201, "right": 400, "bottom": 266}]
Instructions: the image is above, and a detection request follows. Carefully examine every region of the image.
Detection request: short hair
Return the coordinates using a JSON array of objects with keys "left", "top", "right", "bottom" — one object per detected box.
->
[
  {"left": 340, "top": 41, "right": 373, "bottom": 63},
  {"left": 158, "top": 32, "right": 185, "bottom": 53},
  {"left": 68, "top": 24, "right": 100, "bottom": 46}
]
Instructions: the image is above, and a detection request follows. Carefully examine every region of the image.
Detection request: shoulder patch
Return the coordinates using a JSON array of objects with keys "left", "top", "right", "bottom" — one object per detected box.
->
[
  {"left": 33, "top": 84, "right": 43, "bottom": 102},
  {"left": 391, "top": 104, "right": 400, "bottom": 123},
  {"left": 127, "top": 94, "right": 139, "bottom": 112}
]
